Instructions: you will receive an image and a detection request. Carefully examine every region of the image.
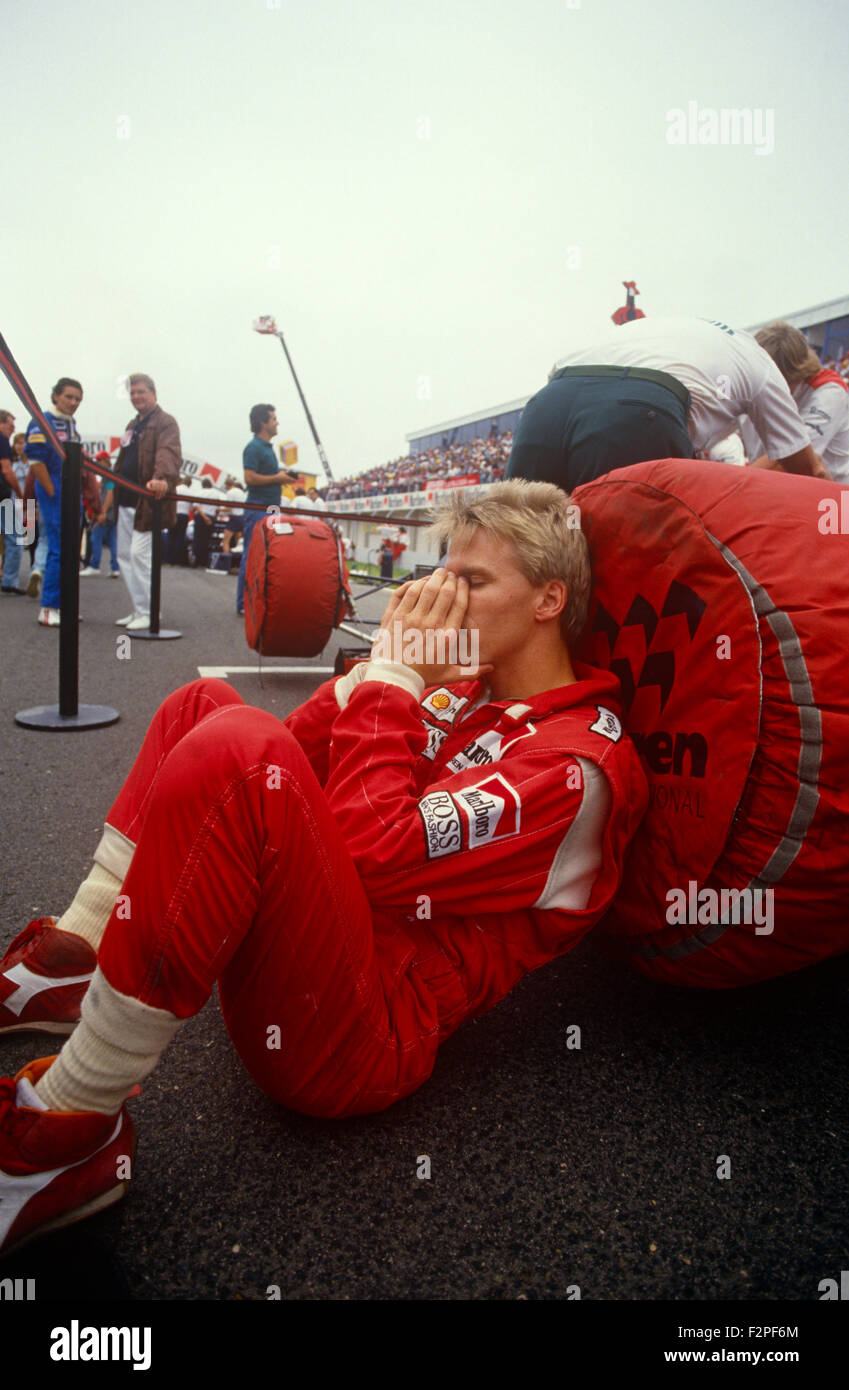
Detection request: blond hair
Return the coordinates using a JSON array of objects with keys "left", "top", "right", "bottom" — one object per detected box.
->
[
  {"left": 428, "top": 478, "right": 591, "bottom": 647},
  {"left": 755, "top": 322, "right": 821, "bottom": 388}
]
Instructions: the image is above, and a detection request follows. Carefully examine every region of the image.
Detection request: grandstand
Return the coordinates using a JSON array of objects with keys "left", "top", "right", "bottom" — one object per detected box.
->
[
  {"left": 325, "top": 431, "right": 513, "bottom": 570},
  {"left": 747, "top": 294, "right": 849, "bottom": 366},
  {"left": 406, "top": 396, "right": 529, "bottom": 455}
]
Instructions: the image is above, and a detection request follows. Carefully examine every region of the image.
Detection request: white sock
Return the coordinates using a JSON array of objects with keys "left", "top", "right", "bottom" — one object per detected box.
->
[
  {"left": 35, "top": 967, "right": 182, "bottom": 1115},
  {"left": 54, "top": 864, "right": 120, "bottom": 951},
  {"left": 54, "top": 825, "right": 136, "bottom": 951},
  {"left": 16, "top": 1077, "right": 47, "bottom": 1111}
]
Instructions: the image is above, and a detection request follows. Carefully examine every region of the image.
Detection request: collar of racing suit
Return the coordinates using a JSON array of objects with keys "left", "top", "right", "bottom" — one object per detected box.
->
[
  {"left": 440, "top": 660, "right": 625, "bottom": 733},
  {"left": 46, "top": 409, "right": 79, "bottom": 439}
]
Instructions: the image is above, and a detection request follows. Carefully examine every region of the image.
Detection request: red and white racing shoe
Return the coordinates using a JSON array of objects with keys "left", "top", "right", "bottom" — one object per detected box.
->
[
  {"left": 0, "top": 920, "right": 96, "bottom": 1036},
  {"left": 0, "top": 1056, "right": 135, "bottom": 1256}
]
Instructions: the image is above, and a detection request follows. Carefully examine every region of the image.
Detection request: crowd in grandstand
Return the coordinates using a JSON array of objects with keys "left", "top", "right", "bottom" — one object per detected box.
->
[{"left": 324, "top": 431, "right": 512, "bottom": 500}]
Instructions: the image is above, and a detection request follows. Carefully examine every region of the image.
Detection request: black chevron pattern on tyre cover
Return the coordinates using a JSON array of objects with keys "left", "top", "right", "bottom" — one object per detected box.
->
[{"left": 591, "top": 582, "right": 706, "bottom": 714}]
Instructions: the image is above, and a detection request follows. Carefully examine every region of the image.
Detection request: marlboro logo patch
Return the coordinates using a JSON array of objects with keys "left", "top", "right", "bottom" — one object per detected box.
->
[
  {"left": 418, "top": 773, "right": 522, "bottom": 859},
  {"left": 455, "top": 773, "right": 522, "bottom": 849}
]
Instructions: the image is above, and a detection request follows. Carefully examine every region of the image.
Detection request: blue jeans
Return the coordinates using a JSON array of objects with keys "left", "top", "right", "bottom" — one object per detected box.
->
[
  {"left": 33, "top": 525, "right": 48, "bottom": 574},
  {"left": 236, "top": 509, "right": 261, "bottom": 614},
  {"left": 90, "top": 518, "right": 119, "bottom": 571},
  {"left": 0, "top": 501, "right": 23, "bottom": 588},
  {"left": 35, "top": 482, "right": 62, "bottom": 609}
]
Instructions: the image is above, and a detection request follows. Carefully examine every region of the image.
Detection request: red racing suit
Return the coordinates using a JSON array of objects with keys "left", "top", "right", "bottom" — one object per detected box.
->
[
  {"left": 285, "top": 660, "right": 649, "bottom": 1021},
  {"left": 97, "top": 664, "right": 648, "bottom": 1117}
]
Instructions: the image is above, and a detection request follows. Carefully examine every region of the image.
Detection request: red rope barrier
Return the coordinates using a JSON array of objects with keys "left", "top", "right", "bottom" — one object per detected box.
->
[{"left": 80, "top": 454, "right": 436, "bottom": 528}]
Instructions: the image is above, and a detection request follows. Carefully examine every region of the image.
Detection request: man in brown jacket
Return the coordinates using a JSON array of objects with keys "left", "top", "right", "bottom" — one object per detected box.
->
[{"left": 113, "top": 374, "right": 182, "bottom": 629}]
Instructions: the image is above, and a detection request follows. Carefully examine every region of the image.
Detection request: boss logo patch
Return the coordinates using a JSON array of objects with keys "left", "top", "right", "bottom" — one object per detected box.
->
[
  {"left": 418, "top": 790, "right": 463, "bottom": 858},
  {"left": 589, "top": 706, "right": 622, "bottom": 742}
]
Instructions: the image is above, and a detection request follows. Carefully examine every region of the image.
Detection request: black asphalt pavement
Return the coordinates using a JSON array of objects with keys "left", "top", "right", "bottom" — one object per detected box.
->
[{"left": 0, "top": 560, "right": 847, "bottom": 1304}]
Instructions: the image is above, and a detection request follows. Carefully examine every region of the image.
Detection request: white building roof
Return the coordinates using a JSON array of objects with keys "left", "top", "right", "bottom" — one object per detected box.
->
[
  {"left": 747, "top": 295, "right": 849, "bottom": 333},
  {"left": 405, "top": 395, "right": 531, "bottom": 443}
]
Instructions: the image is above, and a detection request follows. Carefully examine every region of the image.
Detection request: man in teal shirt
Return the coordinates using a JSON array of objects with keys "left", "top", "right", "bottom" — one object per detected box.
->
[{"left": 237, "top": 403, "right": 298, "bottom": 615}]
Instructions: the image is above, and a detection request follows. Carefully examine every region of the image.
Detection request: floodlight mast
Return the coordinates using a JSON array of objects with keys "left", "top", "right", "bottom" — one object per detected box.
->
[{"left": 252, "top": 316, "right": 335, "bottom": 483}]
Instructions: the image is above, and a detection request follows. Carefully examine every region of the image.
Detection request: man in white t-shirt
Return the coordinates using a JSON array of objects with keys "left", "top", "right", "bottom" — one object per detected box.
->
[
  {"left": 191, "top": 492, "right": 216, "bottom": 568},
  {"left": 507, "top": 316, "right": 820, "bottom": 492},
  {"left": 739, "top": 322, "right": 849, "bottom": 484},
  {"left": 291, "top": 489, "right": 319, "bottom": 511},
  {"left": 289, "top": 486, "right": 322, "bottom": 511}
]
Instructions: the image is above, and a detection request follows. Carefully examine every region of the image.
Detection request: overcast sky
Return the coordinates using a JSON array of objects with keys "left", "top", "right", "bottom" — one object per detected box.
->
[{"left": 3, "top": 0, "right": 847, "bottom": 480}]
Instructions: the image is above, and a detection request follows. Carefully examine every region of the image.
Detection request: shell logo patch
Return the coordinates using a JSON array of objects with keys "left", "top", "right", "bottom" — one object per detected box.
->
[{"left": 421, "top": 688, "right": 469, "bottom": 725}]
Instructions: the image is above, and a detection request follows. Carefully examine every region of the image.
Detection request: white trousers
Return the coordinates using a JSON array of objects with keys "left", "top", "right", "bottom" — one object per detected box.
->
[{"left": 117, "top": 506, "right": 153, "bottom": 616}]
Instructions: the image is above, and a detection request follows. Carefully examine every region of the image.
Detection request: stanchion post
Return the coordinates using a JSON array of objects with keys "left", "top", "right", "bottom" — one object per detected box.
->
[
  {"left": 129, "top": 493, "right": 181, "bottom": 640},
  {"left": 15, "top": 439, "right": 120, "bottom": 729},
  {"left": 149, "top": 498, "right": 162, "bottom": 635},
  {"left": 59, "top": 440, "right": 82, "bottom": 716}
]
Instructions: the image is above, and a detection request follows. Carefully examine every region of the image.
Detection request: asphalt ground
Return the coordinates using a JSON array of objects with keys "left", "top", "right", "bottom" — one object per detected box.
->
[{"left": 0, "top": 554, "right": 847, "bottom": 1309}]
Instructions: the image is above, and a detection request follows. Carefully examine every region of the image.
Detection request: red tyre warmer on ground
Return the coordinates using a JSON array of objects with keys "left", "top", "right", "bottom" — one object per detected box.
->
[
  {"left": 244, "top": 512, "right": 351, "bottom": 656},
  {"left": 573, "top": 458, "right": 849, "bottom": 987}
]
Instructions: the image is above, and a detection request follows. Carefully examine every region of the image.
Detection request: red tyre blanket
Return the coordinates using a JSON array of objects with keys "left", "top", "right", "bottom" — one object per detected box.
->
[
  {"left": 573, "top": 458, "right": 849, "bottom": 986},
  {"left": 244, "top": 513, "right": 351, "bottom": 658}
]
